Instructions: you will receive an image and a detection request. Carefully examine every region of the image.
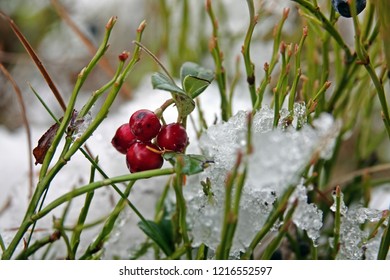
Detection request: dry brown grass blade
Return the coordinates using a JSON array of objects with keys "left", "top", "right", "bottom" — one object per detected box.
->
[
  {"left": 0, "top": 10, "right": 67, "bottom": 111},
  {"left": 50, "top": 0, "right": 132, "bottom": 97},
  {"left": 0, "top": 63, "right": 34, "bottom": 198}
]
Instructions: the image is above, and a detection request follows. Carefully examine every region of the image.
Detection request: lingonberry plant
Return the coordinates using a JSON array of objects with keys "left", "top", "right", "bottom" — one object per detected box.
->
[{"left": 1, "top": 0, "right": 390, "bottom": 261}]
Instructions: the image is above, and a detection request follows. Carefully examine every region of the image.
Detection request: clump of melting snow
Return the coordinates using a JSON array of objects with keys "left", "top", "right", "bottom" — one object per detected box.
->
[
  {"left": 330, "top": 192, "right": 387, "bottom": 260},
  {"left": 184, "top": 104, "right": 341, "bottom": 256},
  {"left": 290, "top": 183, "right": 323, "bottom": 245}
]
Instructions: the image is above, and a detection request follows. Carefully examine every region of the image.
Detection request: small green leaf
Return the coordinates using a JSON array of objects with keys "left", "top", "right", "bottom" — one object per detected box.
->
[
  {"left": 180, "top": 62, "right": 214, "bottom": 98},
  {"left": 183, "top": 76, "right": 211, "bottom": 98},
  {"left": 151, "top": 72, "right": 195, "bottom": 118},
  {"left": 138, "top": 219, "right": 174, "bottom": 256},
  {"left": 180, "top": 62, "right": 214, "bottom": 84},
  {"left": 151, "top": 72, "right": 185, "bottom": 94},
  {"left": 163, "top": 152, "right": 213, "bottom": 175}
]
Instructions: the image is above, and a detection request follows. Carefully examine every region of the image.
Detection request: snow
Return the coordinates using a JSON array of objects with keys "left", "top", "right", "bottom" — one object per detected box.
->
[{"left": 183, "top": 105, "right": 340, "bottom": 255}]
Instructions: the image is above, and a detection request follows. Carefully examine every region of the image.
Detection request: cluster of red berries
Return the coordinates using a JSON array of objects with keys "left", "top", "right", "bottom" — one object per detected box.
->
[{"left": 111, "top": 109, "right": 189, "bottom": 173}]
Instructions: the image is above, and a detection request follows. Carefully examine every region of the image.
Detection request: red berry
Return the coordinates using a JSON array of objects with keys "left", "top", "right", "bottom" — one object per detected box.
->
[
  {"left": 129, "top": 109, "right": 161, "bottom": 142},
  {"left": 126, "top": 142, "right": 163, "bottom": 173},
  {"left": 157, "top": 123, "right": 188, "bottom": 153},
  {"left": 111, "top": 123, "right": 137, "bottom": 154}
]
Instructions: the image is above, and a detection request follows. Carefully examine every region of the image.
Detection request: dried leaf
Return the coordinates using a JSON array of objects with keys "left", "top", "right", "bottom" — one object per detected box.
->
[{"left": 32, "top": 121, "right": 60, "bottom": 165}]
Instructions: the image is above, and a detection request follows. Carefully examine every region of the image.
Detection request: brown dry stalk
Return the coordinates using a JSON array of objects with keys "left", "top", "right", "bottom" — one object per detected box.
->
[{"left": 0, "top": 10, "right": 67, "bottom": 111}]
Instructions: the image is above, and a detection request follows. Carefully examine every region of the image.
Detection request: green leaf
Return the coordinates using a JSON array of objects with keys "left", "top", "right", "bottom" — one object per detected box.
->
[
  {"left": 151, "top": 72, "right": 185, "bottom": 94},
  {"left": 151, "top": 72, "right": 195, "bottom": 118},
  {"left": 180, "top": 62, "right": 214, "bottom": 98},
  {"left": 180, "top": 62, "right": 214, "bottom": 84},
  {"left": 183, "top": 76, "right": 211, "bottom": 98},
  {"left": 163, "top": 152, "right": 213, "bottom": 175},
  {"left": 138, "top": 219, "right": 174, "bottom": 257}
]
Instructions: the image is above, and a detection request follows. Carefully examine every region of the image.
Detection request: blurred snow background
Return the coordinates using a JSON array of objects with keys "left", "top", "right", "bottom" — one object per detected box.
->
[{"left": 0, "top": 0, "right": 389, "bottom": 259}]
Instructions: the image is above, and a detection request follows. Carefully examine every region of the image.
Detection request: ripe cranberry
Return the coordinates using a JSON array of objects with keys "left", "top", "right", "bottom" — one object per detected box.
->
[
  {"left": 111, "top": 123, "right": 137, "bottom": 154},
  {"left": 126, "top": 142, "right": 163, "bottom": 173},
  {"left": 157, "top": 123, "right": 188, "bottom": 153},
  {"left": 129, "top": 109, "right": 161, "bottom": 142}
]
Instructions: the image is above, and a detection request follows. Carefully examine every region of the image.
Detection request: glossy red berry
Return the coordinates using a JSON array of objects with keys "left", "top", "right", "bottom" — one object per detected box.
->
[
  {"left": 111, "top": 123, "right": 137, "bottom": 154},
  {"left": 129, "top": 109, "right": 161, "bottom": 142},
  {"left": 157, "top": 123, "right": 188, "bottom": 153},
  {"left": 126, "top": 142, "right": 163, "bottom": 173}
]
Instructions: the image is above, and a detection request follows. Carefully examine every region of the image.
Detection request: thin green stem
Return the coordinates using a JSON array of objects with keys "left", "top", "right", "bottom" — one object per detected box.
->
[
  {"left": 69, "top": 158, "right": 98, "bottom": 258},
  {"left": 80, "top": 180, "right": 135, "bottom": 259},
  {"left": 242, "top": 186, "right": 295, "bottom": 259},
  {"left": 332, "top": 186, "right": 341, "bottom": 259},
  {"left": 261, "top": 200, "right": 298, "bottom": 260},
  {"left": 254, "top": 8, "right": 289, "bottom": 110},
  {"left": 377, "top": 212, "right": 390, "bottom": 260},
  {"left": 15, "top": 231, "right": 61, "bottom": 260},
  {"left": 215, "top": 152, "right": 242, "bottom": 260},
  {"left": 0, "top": 233, "right": 5, "bottom": 253},
  {"left": 289, "top": 26, "right": 308, "bottom": 112},
  {"left": 78, "top": 59, "right": 125, "bottom": 118},
  {"left": 242, "top": 0, "right": 258, "bottom": 106},
  {"left": 172, "top": 158, "right": 192, "bottom": 260},
  {"left": 1, "top": 167, "right": 173, "bottom": 260},
  {"left": 206, "top": 0, "right": 230, "bottom": 121},
  {"left": 291, "top": 0, "right": 352, "bottom": 61}
]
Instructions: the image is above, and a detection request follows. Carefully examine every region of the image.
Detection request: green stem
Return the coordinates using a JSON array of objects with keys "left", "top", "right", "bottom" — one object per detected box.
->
[
  {"left": 172, "top": 158, "right": 192, "bottom": 260},
  {"left": 291, "top": 0, "right": 352, "bottom": 61},
  {"left": 289, "top": 26, "right": 308, "bottom": 112},
  {"left": 261, "top": 200, "right": 298, "bottom": 260},
  {"left": 216, "top": 152, "right": 242, "bottom": 260},
  {"left": 15, "top": 231, "right": 61, "bottom": 260},
  {"left": 80, "top": 180, "right": 135, "bottom": 259},
  {"left": 332, "top": 186, "right": 341, "bottom": 259},
  {"left": 242, "top": 186, "right": 295, "bottom": 259},
  {"left": 1, "top": 168, "right": 173, "bottom": 260},
  {"left": 377, "top": 213, "right": 390, "bottom": 260},
  {"left": 350, "top": 0, "right": 390, "bottom": 140},
  {"left": 242, "top": 0, "right": 258, "bottom": 106},
  {"left": 254, "top": 8, "right": 289, "bottom": 110},
  {"left": 0, "top": 233, "right": 5, "bottom": 253},
  {"left": 78, "top": 59, "right": 125, "bottom": 118},
  {"left": 69, "top": 158, "right": 98, "bottom": 258},
  {"left": 206, "top": 0, "right": 230, "bottom": 121}
]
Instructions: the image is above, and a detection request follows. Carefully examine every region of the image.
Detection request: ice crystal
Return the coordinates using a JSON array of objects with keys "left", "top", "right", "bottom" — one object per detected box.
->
[{"left": 184, "top": 105, "right": 340, "bottom": 255}]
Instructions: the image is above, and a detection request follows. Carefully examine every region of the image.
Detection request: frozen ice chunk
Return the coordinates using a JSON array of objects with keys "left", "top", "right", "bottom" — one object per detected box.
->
[{"left": 184, "top": 105, "right": 340, "bottom": 256}]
